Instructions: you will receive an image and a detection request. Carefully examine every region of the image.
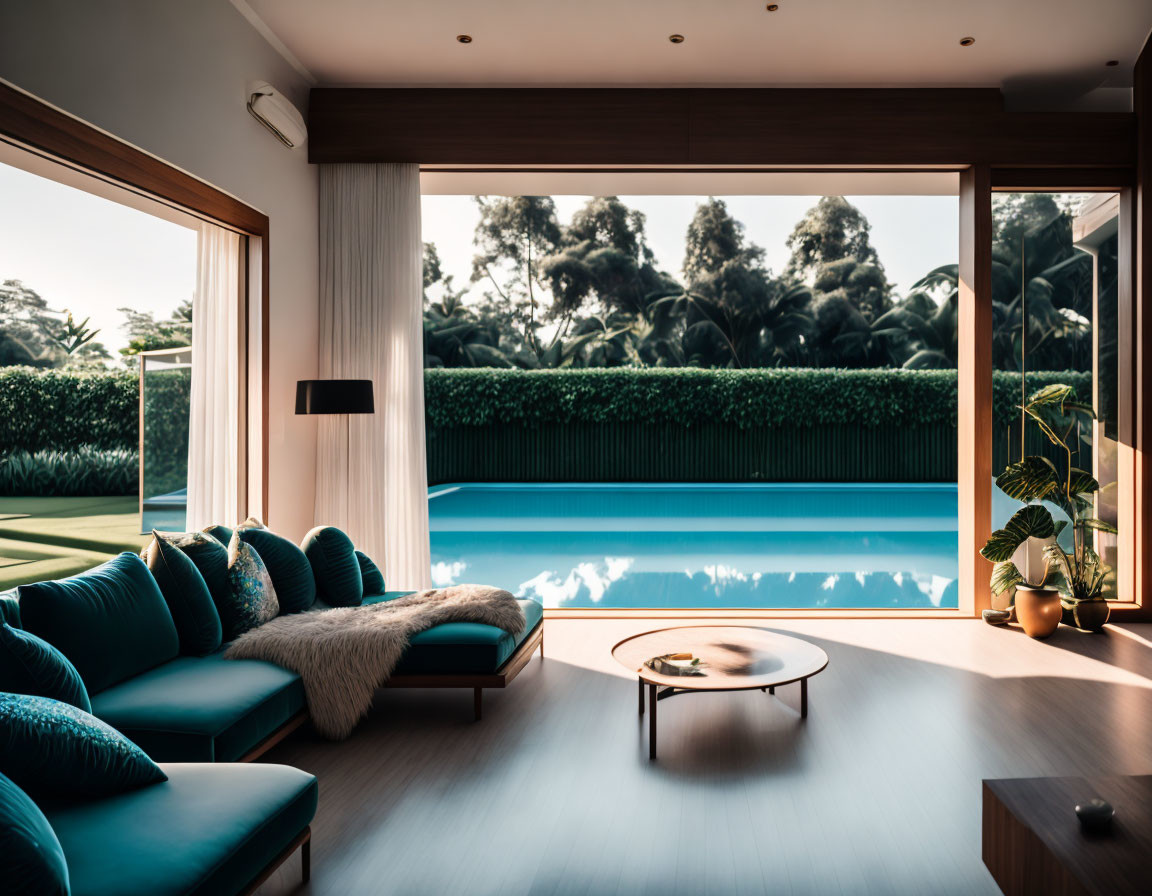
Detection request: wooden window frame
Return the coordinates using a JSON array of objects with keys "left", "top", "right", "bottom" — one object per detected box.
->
[
  {"left": 979, "top": 171, "right": 1146, "bottom": 622},
  {"left": 0, "top": 81, "right": 270, "bottom": 523}
]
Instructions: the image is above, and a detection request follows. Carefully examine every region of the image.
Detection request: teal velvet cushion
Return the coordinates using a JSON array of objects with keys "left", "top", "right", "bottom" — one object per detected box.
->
[
  {"left": 44, "top": 764, "right": 316, "bottom": 896},
  {"left": 0, "top": 771, "right": 69, "bottom": 896},
  {"left": 17, "top": 552, "right": 179, "bottom": 695},
  {"left": 219, "top": 533, "right": 279, "bottom": 641},
  {"left": 0, "top": 623, "right": 91, "bottom": 712},
  {"left": 1, "top": 588, "right": 21, "bottom": 627},
  {"left": 0, "top": 693, "right": 167, "bottom": 799},
  {"left": 239, "top": 528, "right": 316, "bottom": 614},
  {"left": 204, "top": 517, "right": 262, "bottom": 547},
  {"left": 165, "top": 531, "right": 230, "bottom": 608},
  {"left": 202, "top": 524, "right": 233, "bottom": 545},
  {"left": 91, "top": 654, "right": 306, "bottom": 763},
  {"left": 356, "top": 550, "right": 385, "bottom": 595},
  {"left": 301, "top": 526, "right": 363, "bottom": 607},
  {"left": 142, "top": 533, "right": 222, "bottom": 656}
]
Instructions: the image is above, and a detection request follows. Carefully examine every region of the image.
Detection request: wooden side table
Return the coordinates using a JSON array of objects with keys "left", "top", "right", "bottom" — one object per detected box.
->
[{"left": 982, "top": 775, "right": 1152, "bottom": 895}]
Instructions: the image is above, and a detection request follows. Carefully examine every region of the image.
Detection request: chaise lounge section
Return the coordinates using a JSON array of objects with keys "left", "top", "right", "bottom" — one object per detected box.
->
[{"left": 41, "top": 763, "right": 316, "bottom": 896}]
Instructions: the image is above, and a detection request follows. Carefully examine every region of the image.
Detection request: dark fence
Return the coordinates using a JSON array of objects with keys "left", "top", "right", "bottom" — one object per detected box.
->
[{"left": 426, "top": 368, "right": 1092, "bottom": 485}]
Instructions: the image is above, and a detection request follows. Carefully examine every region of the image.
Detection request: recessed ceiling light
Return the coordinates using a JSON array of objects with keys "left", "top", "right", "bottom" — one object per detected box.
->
[
  {"left": 456, "top": 34, "right": 472, "bottom": 44},
  {"left": 669, "top": 34, "right": 685, "bottom": 44},
  {"left": 959, "top": 36, "right": 975, "bottom": 47},
  {"left": 1105, "top": 59, "right": 1120, "bottom": 66},
  {"left": 766, "top": 3, "right": 779, "bottom": 10}
]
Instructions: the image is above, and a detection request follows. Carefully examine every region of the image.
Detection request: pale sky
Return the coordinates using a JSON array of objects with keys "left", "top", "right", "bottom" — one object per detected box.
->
[
  {"left": 0, "top": 156, "right": 960, "bottom": 361},
  {"left": 421, "top": 194, "right": 960, "bottom": 304},
  {"left": 0, "top": 160, "right": 197, "bottom": 357}
]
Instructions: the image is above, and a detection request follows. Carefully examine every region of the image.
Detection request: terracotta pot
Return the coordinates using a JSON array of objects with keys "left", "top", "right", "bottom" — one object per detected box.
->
[
  {"left": 1014, "top": 587, "right": 1062, "bottom": 639},
  {"left": 1071, "top": 599, "right": 1110, "bottom": 632}
]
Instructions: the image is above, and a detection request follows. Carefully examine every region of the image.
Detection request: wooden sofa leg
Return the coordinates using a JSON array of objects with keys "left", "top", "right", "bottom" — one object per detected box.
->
[
  {"left": 302, "top": 831, "right": 311, "bottom": 883},
  {"left": 474, "top": 687, "right": 483, "bottom": 721}
]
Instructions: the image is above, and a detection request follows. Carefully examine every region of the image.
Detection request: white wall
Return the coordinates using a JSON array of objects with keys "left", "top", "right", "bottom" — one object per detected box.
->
[{"left": 0, "top": 0, "right": 319, "bottom": 539}]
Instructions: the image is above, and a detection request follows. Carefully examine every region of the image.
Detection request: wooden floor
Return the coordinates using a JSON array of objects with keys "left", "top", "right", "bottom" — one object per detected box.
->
[{"left": 254, "top": 619, "right": 1152, "bottom": 896}]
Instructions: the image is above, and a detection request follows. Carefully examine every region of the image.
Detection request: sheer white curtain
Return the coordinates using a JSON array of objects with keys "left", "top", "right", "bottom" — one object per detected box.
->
[
  {"left": 317, "top": 163, "right": 431, "bottom": 590},
  {"left": 186, "top": 220, "right": 241, "bottom": 530}
]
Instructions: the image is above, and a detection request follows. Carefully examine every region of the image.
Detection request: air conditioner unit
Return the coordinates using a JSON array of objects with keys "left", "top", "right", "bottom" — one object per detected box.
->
[{"left": 246, "top": 81, "right": 307, "bottom": 149}]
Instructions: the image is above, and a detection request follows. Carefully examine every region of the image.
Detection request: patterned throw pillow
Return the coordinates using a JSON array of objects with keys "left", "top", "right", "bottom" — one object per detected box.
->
[
  {"left": 0, "top": 623, "right": 91, "bottom": 712},
  {"left": 0, "top": 693, "right": 167, "bottom": 799},
  {"left": 221, "top": 532, "right": 279, "bottom": 640}
]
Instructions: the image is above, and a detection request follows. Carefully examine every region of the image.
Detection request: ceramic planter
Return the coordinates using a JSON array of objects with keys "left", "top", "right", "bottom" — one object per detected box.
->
[
  {"left": 1068, "top": 598, "right": 1110, "bottom": 632},
  {"left": 1014, "top": 586, "right": 1062, "bottom": 639}
]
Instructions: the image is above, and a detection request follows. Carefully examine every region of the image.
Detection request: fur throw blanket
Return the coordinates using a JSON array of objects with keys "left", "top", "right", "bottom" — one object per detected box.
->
[{"left": 225, "top": 585, "right": 526, "bottom": 739}]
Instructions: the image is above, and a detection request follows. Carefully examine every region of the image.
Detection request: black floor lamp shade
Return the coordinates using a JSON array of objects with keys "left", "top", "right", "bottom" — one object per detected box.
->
[{"left": 295, "top": 379, "right": 375, "bottom": 414}]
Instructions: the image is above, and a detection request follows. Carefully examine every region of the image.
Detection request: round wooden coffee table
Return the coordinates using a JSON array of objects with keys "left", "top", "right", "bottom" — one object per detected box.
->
[{"left": 612, "top": 626, "right": 829, "bottom": 759}]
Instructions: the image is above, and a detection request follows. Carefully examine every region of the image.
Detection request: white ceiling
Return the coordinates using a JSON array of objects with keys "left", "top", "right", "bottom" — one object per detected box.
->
[{"left": 236, "top": 0, "right": 1150, "bottom": 93}]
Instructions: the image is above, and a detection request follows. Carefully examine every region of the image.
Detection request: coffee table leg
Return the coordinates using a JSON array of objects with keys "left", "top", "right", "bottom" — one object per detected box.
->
[
  {"left": 800, "top": 677, "right": 808, "bottom": 719},
  {"left": 638, "top": 677, "right": 645, "bottom": 715},
  {"left": 649, "top": 683, "right": 658, "bottom": 759}
]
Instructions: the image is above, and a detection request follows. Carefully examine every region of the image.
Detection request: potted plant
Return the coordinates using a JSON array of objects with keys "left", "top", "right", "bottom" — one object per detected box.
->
[{"left": 980, "top": 384, "right": 1115, "bottom": 636}]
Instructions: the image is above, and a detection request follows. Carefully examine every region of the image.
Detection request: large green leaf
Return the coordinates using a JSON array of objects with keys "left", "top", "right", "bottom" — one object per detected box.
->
[
  {"left": 995, "top": 456, "right": 1061, "bottom": 502},
  {"left": 1066, "top": 468, "right": 1099, "bottom": 497},
  {"left": 989, "top": 561, "right": 1024, "bottom": 598},
  {"left": 981, "top": 504, "right": 1056, "bottom": 562}
]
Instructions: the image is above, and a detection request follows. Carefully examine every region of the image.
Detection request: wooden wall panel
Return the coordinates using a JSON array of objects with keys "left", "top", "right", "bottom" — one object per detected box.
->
[
  {"left": 308, "top": 88, "right": 689, "bottom": 165},
  {"left": 309, "top": 87, "right": 1136, "bottom": 169}
]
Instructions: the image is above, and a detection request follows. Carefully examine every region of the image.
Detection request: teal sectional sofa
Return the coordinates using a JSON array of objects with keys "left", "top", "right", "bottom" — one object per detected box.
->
[{"left": 2, "top": 532, "right": 542, "bottom": 895}]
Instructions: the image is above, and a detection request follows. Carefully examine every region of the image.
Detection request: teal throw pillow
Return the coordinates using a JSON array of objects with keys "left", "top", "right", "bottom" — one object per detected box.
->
[
  {"left": 17, "top": 552, "right": 179, "bottom": 695},
  {"left": 0, "top": 693, "right": 167, "bottom": 799},
  {"left": 142, "top": 532, "right": 222, "bottom": 655},
  {"left": 220, "top": 533, "right": 279, "bottom": 640},
  {"left": 0, "top": 623, "right": 91, "bottom": 712},
  {"left": 356, "top": 550, "right": 385, "bottom": 595},
  {"left": 0, "top": 772, "right": 69, "bottom": 895},
  {"left": 239, "top": 528, "right": 316, "bottom": 614},
  {"left": 203, "top": 524, "right": 233, "bottom": 545},
  {"left": 301, "top": 526, "right": 363, "bottom": 607},
  {"left": 164, "top": 530, "right": 230, "bottom": 607}
]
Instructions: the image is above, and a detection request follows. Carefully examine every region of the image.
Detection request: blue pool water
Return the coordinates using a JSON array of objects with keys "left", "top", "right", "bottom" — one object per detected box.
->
[{"left": 428, "top": 483, "right": 959, "bottom": 610}]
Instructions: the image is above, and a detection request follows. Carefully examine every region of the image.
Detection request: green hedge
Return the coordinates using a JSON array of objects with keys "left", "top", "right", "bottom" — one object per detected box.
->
[
  {"left": 425, "top": 368, "right": 1092, "bottom": 430},
  {"left": 0, "top": 367, "right": 137, "bottom": 452},
  {"left": 0, "top": 448, "right": 137, "bottom": 496}
]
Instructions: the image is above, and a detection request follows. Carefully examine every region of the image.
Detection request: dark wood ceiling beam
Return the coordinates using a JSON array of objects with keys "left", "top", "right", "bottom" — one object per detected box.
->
[{"left": 308, "top": 87, "right": 1135, "bottom": 168}]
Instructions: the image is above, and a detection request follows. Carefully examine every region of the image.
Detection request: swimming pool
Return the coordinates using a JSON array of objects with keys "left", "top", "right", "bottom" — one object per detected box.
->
[{"left": 428, "top": 483, "right": 959, "bottom": 610}]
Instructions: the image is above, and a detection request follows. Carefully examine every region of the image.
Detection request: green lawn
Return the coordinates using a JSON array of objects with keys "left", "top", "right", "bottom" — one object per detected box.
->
[{"left": 0, "top": 496, "right": 148, "bottom": 591}]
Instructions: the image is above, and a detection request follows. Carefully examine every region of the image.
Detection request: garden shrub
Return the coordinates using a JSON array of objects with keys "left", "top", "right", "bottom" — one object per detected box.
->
[
  {"left": 0, "top": 448, "right": 137, "bottom": 496},
  {"left": 0, "top": 367, "right": 137, "bottom": 451},
  {"left": 424, "top": 368, "right": 1092, "bottom": 430}
]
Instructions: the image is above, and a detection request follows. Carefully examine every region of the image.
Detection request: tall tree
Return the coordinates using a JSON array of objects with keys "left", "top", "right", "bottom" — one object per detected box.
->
[
  {"left": 677, "top": 199, "right": 813, "bottom": 368},
  {"left": 785, "top": 196, "right": 883, "bottom": 280},
  {"left": 682, "top": 198, "right": 765, "bottom": 283},
  {"left": 470, "top": 196, "right": 562, "bottom": 354},
  {"left": 541, "top": 197, "right": 679, "bottom": 317},
  {"left": 118, "top": 299, "right": 192, "bottom": 364},
  {"left": 0, "top": 279, "right": 60, "bottom": 366}
]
